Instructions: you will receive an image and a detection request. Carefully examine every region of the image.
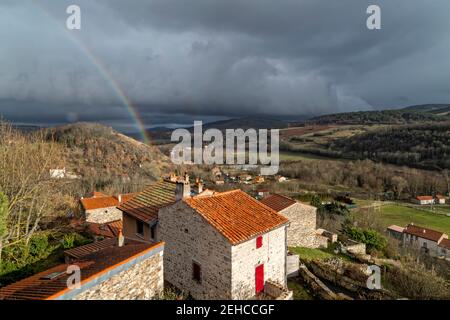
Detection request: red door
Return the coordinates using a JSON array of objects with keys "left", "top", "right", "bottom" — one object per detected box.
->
[{"left": 255, "top": 264, "right": 264, "bottom": 294}]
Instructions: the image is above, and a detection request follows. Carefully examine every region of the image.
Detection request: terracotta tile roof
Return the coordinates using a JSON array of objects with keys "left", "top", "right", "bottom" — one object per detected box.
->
[
  {"left": 260, "top": 194, "right": 297, "bottom": 212},
  {"left": 0, "top": 239, "right": 162, "bottom": 300},
  {"left": 80, "top": 192, "right": 138, "bottom": 211},
  {"left": 184, "top": 190, "right": 289, "bottom": 245},
  {"left": 64, "top": 238, "right": 118, "bottom": 260},
  {"left": 416, "top": 196, "right": 433, "bottom": 201},
  {"left": 436, "top": 195, "right": 446, "bottom": 199},
  {"left": 439, "top": 238, "right": 450, "bottom": 249},
  {"left": 120, "top": 193, "right": 139, "bottom": 203},
  {"left": 87, "top": 220, "right": 122, "bottom": 239},
  {"left": 80, "top": 196, "right": 118, "bottom": 210},
  {"left": 118, "top": 180, "right": 177, "bottom": 223},
  {"left": 403, "top": 224, "right": 446, "bottom": 242},
  {"left": 387, "top": 225, "right": 405, "bottom": 233}
]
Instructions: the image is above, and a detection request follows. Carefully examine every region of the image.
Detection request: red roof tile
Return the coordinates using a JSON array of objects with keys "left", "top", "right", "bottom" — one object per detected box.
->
[
  {"left": 64, "top": 238, "right": 118, "bottom": 260},
  {"left": 387, "top": 225, "right": 405, "bottom": 233},
  {"left": 0, "top": 239, "right": 162, "bottom": 300},
  {"left": 403, "top": 224, "right": 445, "bottom": 242},
  {"left": 439, "top": 238, "right": 450, "bottom": 249},
  {"left": 416, "top": 196, "right": 433, "bottom": 201},
  {"left": 80, "top": 193, "right": 137, "bottom": 210},
  {"left": 87, "top": 220, "right": 122, "bottom": 239},
  {"left": 118, "top": 180, "right": 177, "bottom": 223},
  {"left": 260, "top": 194, "right": 297, "bottom": 212},
  {"left": 184, "top": 190, "right": 289, "bottom": 245}
]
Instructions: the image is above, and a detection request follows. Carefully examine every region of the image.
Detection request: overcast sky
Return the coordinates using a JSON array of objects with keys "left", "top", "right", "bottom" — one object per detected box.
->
[{"left": 1, "top": 0, "right": 450, "bottom": 130}]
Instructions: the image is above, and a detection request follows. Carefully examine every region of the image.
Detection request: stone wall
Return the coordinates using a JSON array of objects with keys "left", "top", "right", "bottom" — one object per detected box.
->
[
  {"left": 344, "top": 240, "right": 367, "bottom": 255},
  {"left": 279, "top": 203, "right": 318, "bottom": 248},
  {"left": 403, "top": 233, "right": 443, "bottom": 257},
  {"left": 264, "top": 280, "right": 293, "bottom": 300},
  {"left": 286, "top": 254, "right": 299, "bottom": 278},
  {"left": 158, "top": 201, "right": 233, "bottom": 300},
  {"left": 85, "top": 206, "right": 122, "bottom": 224},
  {"left": 73, "top": 248, "right": 164, "bottom": 300},
  {"left": 231, "top": 226, "right": 287, "bottom": 299},
  {"left": 297, "top": 265, "right": 338, "bottom": 300}
]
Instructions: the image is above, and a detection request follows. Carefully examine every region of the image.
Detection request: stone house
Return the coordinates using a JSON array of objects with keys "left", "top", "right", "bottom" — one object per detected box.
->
[
  {"left": 436, "top": 195, "right": 446, "bottom": 204},
  {"left": 386, "top": 225, "right": 405, "bottom": 240},
  {"left": 413, "top": 196, "right": 434, "bottom": 205},
  {"left": 119, "top": 177, "right": 292, "bottom": 299},
  {"left": 400, "top": 224, "right": 449, "bottom": 257},
  {"left": 260, "top": 194, "right": 327, "bottom": 248},
  {"left": 80, "top": 191, "right": 137, "bottom": 224},
  {"left": 118, "top": 180, "right": 177, "bottom": 243},
  {"left": 438, "top": 238, "right": 450, "bottom": 259},
  {"left": 158, "top": 189, "right": 290, "bottom": 300},
  {"left": 0, "top": 238, "right": 164, "bottom": 300}
]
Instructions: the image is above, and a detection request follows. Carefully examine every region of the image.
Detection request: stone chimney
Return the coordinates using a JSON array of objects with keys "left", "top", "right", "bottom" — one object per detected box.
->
[
  {"left": 176, "top": 175, "right": 191, "bottom": 201},
  {"left": 118, "top": 228, "right": 125, "bottom": 247},
  {"left": 195, "top": 177, "right": 203, "bottom": 194},
  {"left": 118, "top": 194, "right": 122, "bottom": 204},
  {"left": 169, "top": 172, "right": 178, "bottom": 182}
]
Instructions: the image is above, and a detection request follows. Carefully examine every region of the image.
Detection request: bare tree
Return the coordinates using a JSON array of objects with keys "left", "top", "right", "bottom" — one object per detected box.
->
[{"left": 0, "top": 123, "right": 66, "bottom": 264}]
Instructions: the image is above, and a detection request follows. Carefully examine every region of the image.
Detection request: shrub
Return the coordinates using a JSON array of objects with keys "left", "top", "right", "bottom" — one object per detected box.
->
[
  {"left": 384, "top": 262, "right": 450, "bottom": 299},
  {"left": 343, "top": 225, "right": 387, "bottom": 251},
  {"left": 62, "top": 234, "right": 76, "bottom": 249}
]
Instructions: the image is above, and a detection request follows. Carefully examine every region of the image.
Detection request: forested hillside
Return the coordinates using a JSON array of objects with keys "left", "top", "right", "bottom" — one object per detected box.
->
[
  {"left": 45, "top": 123, "right": 173, "bottom": 192},
  {"left": 329, "top": 123, "right": 450, "bottom": 170},
  {"left": 308, "top": 109, "right": 448, "bottom": 125}
]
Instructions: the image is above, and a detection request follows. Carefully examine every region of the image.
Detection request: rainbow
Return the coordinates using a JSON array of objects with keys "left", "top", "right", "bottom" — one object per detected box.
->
[{"left": 31, "top": 1, "right": 149, "bottom": 142}]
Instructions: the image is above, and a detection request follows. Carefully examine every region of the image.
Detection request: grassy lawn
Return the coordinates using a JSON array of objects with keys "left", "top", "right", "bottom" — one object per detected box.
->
[
  {"left": 287, "top": 279, "right": 314, "bottom": 300},
  {"left": 289, "top": 245, "right": 353, "bottom": 262},
  {"left": 289, "top": 247, "right": 335, "bottom": 261},
  {"left": 379, "top": 204, "right": 450, "bottom": 234},
  {"left": 432, "top": 205, "right": 450, "bottom": 215}
]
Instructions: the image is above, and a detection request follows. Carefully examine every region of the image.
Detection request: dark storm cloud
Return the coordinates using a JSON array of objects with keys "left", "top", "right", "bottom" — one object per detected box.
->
[{"left": 1, "top": 0, "right": 450, "bottom": 128}]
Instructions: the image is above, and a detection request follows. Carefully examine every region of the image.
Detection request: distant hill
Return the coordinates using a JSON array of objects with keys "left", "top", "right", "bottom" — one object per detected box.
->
[
  {"left": 402, "top": 104, "right": 450, "bottom": 115},
  {"left": 148, "top": 117, "right": 289, "bottom": 143},
  {"left": 45, "top": 122, "right": 172, "bottom": 181},
  {"left": 305, "top": 105, "right": 450, "bottom": 125},
  {"left": 328, "top": 122, "right": 450, "bottom": 170}
]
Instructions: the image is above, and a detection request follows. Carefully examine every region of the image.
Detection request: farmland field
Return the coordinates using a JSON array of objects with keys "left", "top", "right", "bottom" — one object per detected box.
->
[{"left": 377, "top": 204, "right": 450, "bottom": 235}]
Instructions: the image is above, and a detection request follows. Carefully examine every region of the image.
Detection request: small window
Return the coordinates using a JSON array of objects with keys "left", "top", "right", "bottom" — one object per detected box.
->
[
  {"left": 256, "top": 236, "right": 263, "bottom": 249},
  {"left": 136, "top": 220, "right": 144, "bottom": 236},
  {"left": 150, "top": 224, "right": 156, "bottom": 240},
  {"left": 192, "top": 262, "right": 201, "bottom": 283}
]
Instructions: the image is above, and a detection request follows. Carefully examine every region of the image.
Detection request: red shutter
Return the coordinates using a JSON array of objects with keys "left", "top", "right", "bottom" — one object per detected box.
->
[
  {"left": 255, "top": 264, "right": 264, "bottom": 294},
  {"left": 256, "top": 235, "right": 263, "bottom": 248}
]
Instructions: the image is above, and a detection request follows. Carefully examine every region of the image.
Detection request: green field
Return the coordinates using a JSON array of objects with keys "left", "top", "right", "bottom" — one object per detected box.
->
[{"left": 378, "top": 204, "right": 450, "bottom": 234}]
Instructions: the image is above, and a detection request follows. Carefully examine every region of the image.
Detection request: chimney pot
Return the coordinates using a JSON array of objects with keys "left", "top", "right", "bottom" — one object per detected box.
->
[
  {"left": 176, "top": 179, "right": 191, "bottom": 201},
  {"left": 118, "top": 228, "right": 125, "bottom": 247}
]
